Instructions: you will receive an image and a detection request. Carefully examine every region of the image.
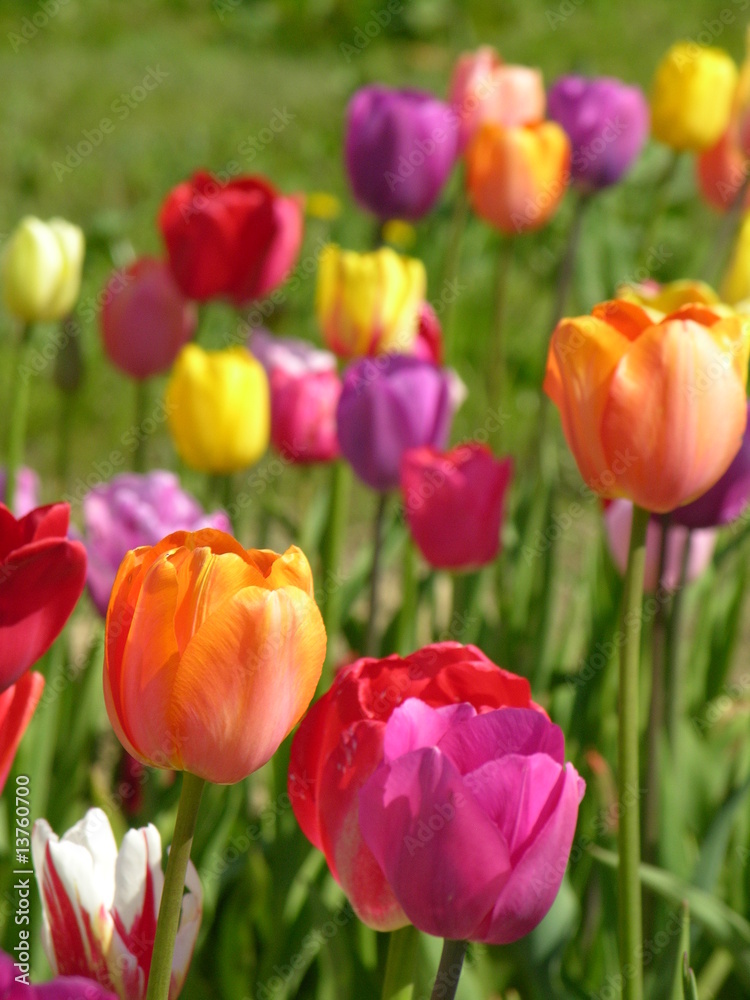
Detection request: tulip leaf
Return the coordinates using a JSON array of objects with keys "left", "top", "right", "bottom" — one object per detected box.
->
[
  {"left": 590, "top": 846, "right": 750, "bottom": 986},
  {"left": 691, "top": 777, "right": 750, "bottom": 895},
  {"left": 669, "top": 903, "right": 690, "bottom": 1000},
  {"left": 682, "top": 955, "right": 700, "bottom": 1000}
]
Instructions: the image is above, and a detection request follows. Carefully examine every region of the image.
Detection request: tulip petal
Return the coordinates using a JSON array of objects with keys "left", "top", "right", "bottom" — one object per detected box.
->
[
  {"left": 359, "top": 746, "right": 511, "bottom": 940},
  {"left": 172, "top": 585, "right": 325, "bottom": 783},
  {"left": 0, "top": 671, "right": 44, "bottom": 794},
  {"left": 436, "top": 707, "right": 565, "bottom": 775},
  {"left": 383, "top": 698, "right": 476, "bottom": 762}
]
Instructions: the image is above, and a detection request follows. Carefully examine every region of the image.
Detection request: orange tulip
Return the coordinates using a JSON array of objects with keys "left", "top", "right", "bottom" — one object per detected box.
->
[
  {"left": 544, "top": 300, "right": 750, "bottom": 512},
  {"left": 466, "top": 121, "right": 570, "bottom": 234},
  {"left": 103, "top": 529, "right": 326, "bottom": 784}
]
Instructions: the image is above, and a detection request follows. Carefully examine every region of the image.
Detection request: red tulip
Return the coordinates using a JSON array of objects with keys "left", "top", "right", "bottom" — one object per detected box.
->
[
  {"left": 158, "top": 171, "right": 303, "bottom": 305},
  {"left": 288, "top": 642, "right": 540, "bottom": 929},
  {"left": 100, "top": 257, "right": 196, "bottom": 380},
  {"left": 0, "top": 504, "right": 86, "bottom": 691},
  {"left": 401, "top": 444, "right": 512, "bottom": 570},
  {"left": 0, "top": 671, "right": 44, "bottom": 794}
]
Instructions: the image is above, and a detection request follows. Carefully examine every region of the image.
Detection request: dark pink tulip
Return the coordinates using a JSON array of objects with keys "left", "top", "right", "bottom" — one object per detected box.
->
[
  {"left": 336, "top": 355, "right": 455, "bottom": 491},
  {"left": 100, "top": 257, "right": 196, "bottom": 380},
  {"left": 547, "top": 75, "right": 649, "bottom": 189},
  {"left": 0, "top": 671, "right": 44, "bottom": 795},
  {"left": 412, "top": 302, "right": 443, "bottom": 364},
  {"left": 359, "top": 698, "right": 584, "bottom": 943},
  {"left": 401, "top": 444, "right": 512, "bottom": 570},
  {"left": 0, "top": 949, "right": 117, "bottom": 999},
  {"left": 345, "top": 86, "right": 458, "bottom": 221}
]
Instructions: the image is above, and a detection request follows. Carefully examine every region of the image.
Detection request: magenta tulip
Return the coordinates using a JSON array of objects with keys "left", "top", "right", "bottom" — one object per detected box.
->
[
  {"left": 100, "top": 257, "right": 196, "bottom": 380},
  {"left": 359, "top": 698, "right": 584, "bottom": 943},
  {"left": 401, "top": 444, "right": 512, "bottom": 570}
]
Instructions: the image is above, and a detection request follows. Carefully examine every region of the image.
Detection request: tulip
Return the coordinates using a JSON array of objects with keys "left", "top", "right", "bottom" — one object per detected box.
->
[
  {"left": 543, "top": 300, "right": 750, "bottom": 512},
  {"left": 316, "top": 244, "right": 426, "bottom": 358},
  {"left": 100, "top": 257, "right": 196, "bottom": 380},
  {"left": 359, "top": 698, "right": 584, "bottom": 943},
  {"left": 32, "top": 808, "right": 201, "bottom": 999},
  {"left": 547, "top": 75, "right": 649, "bottom": 189},
  {"left": 0, "top": 671, "right": 44, "bottom": 795},
  {"left": 466, "top": 121, "right": 571, "bottom": 234},
  {"left": 165, "top": 344, "right": 270, "bottom": 473},
  {"left": 651, "top": 42, "right": 737, "bottom": 152},
  {"left": 604, "top": 500, "right": 716, "bottom": 592},
  {"left": 336, "top": 355, "right": 455, "bottom": 491},
  {"left": 1, "top": 217, "right": 84, "bottom": 322},
  {"left": 0, "top": 949, "right": 118, "bottom": 999},
  {"left": 722, "top": 212, "right": 750, "bottom": 304},
  {"left": 0, "top": 465, "right": 39, "bottom": 516},
  {"left": 0, "top": 503, "right": 86, "bottom": 691},
  {"left": 159, "top": 171, "right": 303, "bottom": 305},
  {"left": 401, "top": 444, "right": 513, "bottom": 570},
  {"left": 697, "top": 131, "right": 750, "bottom": 211},
  {"left": 249, "top": 328, "right": 338, "bottom": 377},
  {"left": 669, "top": 401, "right": 750, "bottom": 528},
  {"left": 345, "top": 85, "right": 458, "bottom": 221},
  {"left": 412, "top": 301, "right": 443, "bottom": 364},
  {"left": 449, "top": 46, "right": 546, "bottom": 152},
  {"left": 104, "top": 531, "right": 326, "bottom": 784},
  {"left": 81, "top": 470, "right": 231, "bottom": 616},
  {"left": 288, "top": 642, "right": 548, "bottom": 930},
  {"left": 616, "top": 279, "right": 720, "bottom": 313}
]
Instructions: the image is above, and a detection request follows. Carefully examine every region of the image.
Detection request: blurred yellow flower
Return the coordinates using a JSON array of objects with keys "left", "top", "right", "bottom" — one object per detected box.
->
[
  {"left": 166, "top": 344, "right": 270, "bottom": 473},
  {"left": 305, "top": 192, "right": 342, "bottom": 221},
  {"left": 2, "top": 216, "right": 84, "bottom": 322},
  {"left": 382, "top": 219, "right": 417, "bottom": 251}
]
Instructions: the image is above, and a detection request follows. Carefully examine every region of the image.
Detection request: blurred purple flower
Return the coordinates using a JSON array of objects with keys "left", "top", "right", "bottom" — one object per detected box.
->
[
  {"left": 547, "top": 75, "right": 649, "bottom": 189},
  {"left": 345, "top": 85, "right": 458, "bottom": 221},
  {"left": 82, "top": 471, "right": 230, "bottom": 615},
  {"left": 336, "top": 354, "right": 455, "bottom": 491}
]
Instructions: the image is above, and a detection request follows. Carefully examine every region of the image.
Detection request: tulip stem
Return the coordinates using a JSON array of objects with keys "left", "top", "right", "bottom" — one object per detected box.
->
[
  {"left": 429, "top": 939, "right": 468, "bottom": 1000},
  {"left": 665, "top": 531, "right": 691, "bottom": 749},
  {"left": 550, "top": 190, "right": 591, "bottom": 329},
  {"left": 146, "top": 771, "right": 205, "bottom": 1000},
  {"left": 133, "top": 379, "right": 149, "bottom": 473},
  {"left": 381, "top": 925, "right": 419, "bottom": 1000},
  {"left": 5, "top": 324, "right": 33, "bottom": 510},
  {"left": 439, "top": 181, "right": 469, "bottom": 365},
  {"left": 321, "top": 461, "right": 352, "bottom": 673},
  {"left": 487, "top": 238, "right": 513, "bottom": 450},
  {"left": 396, "top": 537, "right": 418, "bottom": 655},
  {"left": 365, "top": 493, "right": 388, "bottom": 657},
  {"left": 617, "top": 504, "right": 649, "bottom": 1000}
]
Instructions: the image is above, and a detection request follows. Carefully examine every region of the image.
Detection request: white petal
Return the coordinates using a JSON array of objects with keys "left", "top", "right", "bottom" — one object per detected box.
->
[
  {"left": 171, "top": 860, "right": 203, "bottom": 998},
  {"left": 113, "top": 824, "right": 163, "bottom": 933}
]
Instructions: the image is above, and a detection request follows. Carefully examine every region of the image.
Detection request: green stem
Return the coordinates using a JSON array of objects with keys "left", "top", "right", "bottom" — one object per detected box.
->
[
  {"left": 665, "top": 531, "right": 691, "bottom": 749},
  {"left": 321, "top": 461, "right": 351, "bottom": 673},
  {"left": 5, "top": 324, "right": 33, "bottom": 510},
  {"left": 365, "top": 493, "right": 388, "bottom": 657},
  {"left": 450, "top": 570, "right": 482, "bottom": 644},
  {"left": 396, "top": 537, "right": 418, "bottom": 655},
  {"left": 380, "top": 925, "right": 419, "bottom": 1000},
  {"left": 429, "top": 939, "right": 468, "bottom": 1000},
  {"left": 617, "top": 504, "right": 649, "bottom": 1000},
  {"left": 644, "top": 516, "right": 669, "bottom": 872},
  {"left": 487, "top": 238, "right": 513, "bottom": 451},
  {"left": 638, "top": 149, "right": 680, "bottom": 265},
  {"left": 439, "top": 181, "right": 469, "bottom": 365},
  {"left": 550, "top": 190, "right": 591, "bottom": 330},
  {"left": 146, "top": 771, "right": 205, "bottom": 1000},
  {"left": 133, "top": 379, "right": 149, "bottom": 473}
]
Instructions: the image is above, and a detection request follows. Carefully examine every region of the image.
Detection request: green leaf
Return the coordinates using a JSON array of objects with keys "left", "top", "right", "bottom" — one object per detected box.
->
[
  {"left": 682, "top": 955, "right": 699, "bottom": 1000},
  {"left": 692, "top": 777, "right": 750, "bottom": 894},
  {"left": 670, "top": 903, "right": 690, "bottom": 1000}
]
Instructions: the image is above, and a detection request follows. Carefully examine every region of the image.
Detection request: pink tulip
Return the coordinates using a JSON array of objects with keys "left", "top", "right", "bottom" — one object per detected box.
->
[
  {"left": 100, "top": 257, "right": 196, "bottom": 380},
  {"left": 32, "top": 809, "right": 201, "bottom": 1000},
  {"left": 358, "top": 698, "right": 584, "bottom": 943},
  {"left": 412, "top": 302, "right": 443, "bottom": 365},
  {"left": 0, "top": 671, "right": 44, "bottom": 795},
  {"left": 0, "top": 950, "right": 117, "bottom": 999},
  {"left": 401, "top": 444, "right": 512, "bottom": 569},
  {"left": 449, "top": 46, "right": 546, "bottom": 152},
  {"left": 604, "top": 499, "right": 717, "bottom": 591}
]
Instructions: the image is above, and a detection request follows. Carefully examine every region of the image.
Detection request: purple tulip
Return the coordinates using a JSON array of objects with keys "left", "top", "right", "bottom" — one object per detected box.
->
[
  {"left": 345, "top": 85, "right": 459, "bottom": 221},
  {"left": 82, "top": 471, "right": 231, "bottom": 615},
  {"left": 0, "top": 950, "right": 117, "bottom": 999},
  {"left": 0, "top": 466, "right": 39, "bottom": 516},
  {"left": 336, "top": 355, "right": 454, "bottom": 491},
  {"left": 670, "top": 403, "right": 750, "bottom": 528},
  {"left": 547, "top": 75, "right": 649, "bottom": 189},
  {"left": 358, "top": 698, "right": 585, "bottom": 943}
]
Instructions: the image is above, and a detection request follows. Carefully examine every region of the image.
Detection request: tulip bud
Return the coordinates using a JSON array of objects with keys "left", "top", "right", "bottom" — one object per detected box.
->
[
  {"left": 316, "top": 245, "right": 426, "bottom": 358},
  {"left": 651, "top": 42, "right": 737, "bottom": 152},
  {"left": 165, "top": 344, "right": 270, "bottom": 473},
  {"left": 2, "top": 217, "right": 84, "bottom": 322}
]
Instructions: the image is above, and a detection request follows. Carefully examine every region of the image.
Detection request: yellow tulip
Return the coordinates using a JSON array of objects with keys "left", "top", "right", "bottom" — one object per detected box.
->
[
  {"left": 316, "top": 244, "right": 425, "bottom": 358},
  {"left": 2, "top": 216, "right": 84, "bottom": 322},
  {"left": 722, "top": 212, "right": 750, "bottom": 305},
  {"left": 651, "top": 42, "right": 737, "bottom": 152},
  {"left": 166, "top": 344, "right": 270, "bottom": 473}
]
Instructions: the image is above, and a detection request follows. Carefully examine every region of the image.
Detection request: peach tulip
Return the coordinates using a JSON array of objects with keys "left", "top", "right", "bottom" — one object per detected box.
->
[
  {"left": 466, "top": 121, "right": 571, "bottom": 234},
  {"left": 544, "top": 300, "right": 750, "bottom": 512},
  {"left": 104, "top": 530, "right": 326, "bottom": 784}
]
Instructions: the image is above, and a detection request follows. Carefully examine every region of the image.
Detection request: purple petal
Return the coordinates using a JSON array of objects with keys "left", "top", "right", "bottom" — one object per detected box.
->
[
  {"left": 437, "top": 707, "right": 565, "bottom": 775},
  {"left": 382, "top": 699, "right": 476, "bottom": 762}
]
